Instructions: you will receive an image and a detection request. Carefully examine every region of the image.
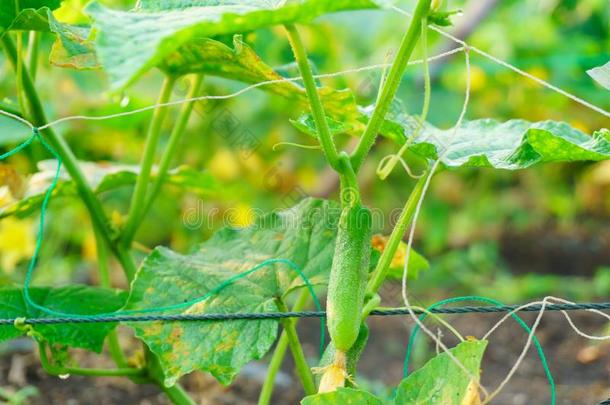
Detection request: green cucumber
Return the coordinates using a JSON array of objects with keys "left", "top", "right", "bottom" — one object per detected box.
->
[{"left": 326, "top": 203, "right": 372, "bottom": 353}]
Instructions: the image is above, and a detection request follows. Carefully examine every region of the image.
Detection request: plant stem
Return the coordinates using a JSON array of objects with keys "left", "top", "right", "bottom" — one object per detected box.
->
[
  {"left": 14, "top": 32, "right": 28, "bottom": 118},
  {"left": 337, "top": 153, "right": 361, "bottom": 207},
  {"left": 258, "top": 290, "right": 311, "bottom": 405},
  {"left": 106, "top": 331, "right": 128, "bottom": 368},
  {"left": 276, "top": 298, "right": 316, "bottom": 396},
  {"left": 365, "top": 171, "right": 429, "bottom": 297},
  {"left": 92, "top": 226, "right": 129, "bottom": 368},
  {"left": 159, "top": 384, "right": 196, "bottom": 405},
  {"left": 94, "top": 226, "right": 111, "bottom": 288},
  {"left": 350, "top": 0, "right": 432, "bottom": 172},
  {"left": 285, "top": 24, "right": 341, "bottom": 172},
  {"left": 141, "top": 74, "right": 204, "bottom": 218},
  {"left": 38, "top": 342, "right": 143, "bottom": 377},
  {"left": 121, "top": 75, "right": 176, "bottom": 247},
  {"left": 27, "top": 31, "right": 40, "bottom": 80},
  {"left": 377, "top": 16, "right": 431, "bottom": 180},
  {"left": 1, "top": 35, "right": 136, "bottom": 281},
  {"left": 258, "top": 333, "right": 289, "bottom": 405}
]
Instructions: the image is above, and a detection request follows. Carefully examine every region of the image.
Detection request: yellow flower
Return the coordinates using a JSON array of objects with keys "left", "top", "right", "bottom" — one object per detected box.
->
[
  {"left": 371, "top": 234, "right": 406, "bottom": 269},
  {"left": 0, "top": 217, "right": 36, "bottom": 273},
  {"left": 229, "top": 203, "right": 254, "bottom": 228},
  {"left": 468, "top": 65, "right": 487, "bottom": 93},
  {"left": 82, "top": 231, "right": 97, "bottom": 262},
  {"left": 208, "top": 148, "right": 241, "bottom": 181}
]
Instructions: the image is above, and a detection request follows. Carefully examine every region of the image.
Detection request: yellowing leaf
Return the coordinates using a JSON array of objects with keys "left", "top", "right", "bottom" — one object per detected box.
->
[
  {"left": 126, "top": 198, "right": 341, "bottom": 386},
  {"left": 394, "top": 340, "right": 488, "bottom": 405}
]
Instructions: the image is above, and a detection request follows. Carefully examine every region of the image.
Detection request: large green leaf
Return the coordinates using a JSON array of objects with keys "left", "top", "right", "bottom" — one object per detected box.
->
[
  {"left": 125, "top": 198, "right": 341, "bottom": 386},
  {"left": 0, "top": 286, "right": 126, "bottom": 352},
  {"left": 0, "top": 160, "right": 219, "bottom": 219},
  {"left": 301, "top": 388, "right": 383, "bottom": 405},
  {"left": 0, "top": 0, "right": 63, "bottom": 36},
  {"left": 408, "top": 119, "right": 610, "bottom": 170},
  {"left": 394, "top": 339, "right": 487, "bottom": 405},
  {"left": 85, "top": 0, "right": 382, "bottom": 88},
  {"left": 587, "top": 61, "right": 610, "bottom": 90}
]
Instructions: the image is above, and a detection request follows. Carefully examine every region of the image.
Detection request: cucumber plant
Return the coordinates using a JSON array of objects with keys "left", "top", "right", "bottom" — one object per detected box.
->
[{"left": 0, "top": 0, "right": 608, "bottom": 404}]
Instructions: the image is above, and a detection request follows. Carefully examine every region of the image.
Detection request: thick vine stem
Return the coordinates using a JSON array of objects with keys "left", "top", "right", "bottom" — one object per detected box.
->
[
  {"left": 27, "top": 31, "right": 40, "bottom": 80},
  {"left": 160, "top": 384, "right": 197, "bottom": 405},
  {"left": 258, "top": 333, "right": 289, "bottom": 405},
  {"left": 285, "top": 24, "right": 342, "bottom": 172},
  {"left": 121, "top": 75, "right": 177, "bottom": 247},
  {"left": 365, "top": 171, "right": 430, "bottom": 297},
  {"left": 0, "top": 35, "right": 136, "bottom": 281},
  {"left": 141, "top": 74, "right": 205, "bottom": 218},
  {"left": 337, "top": 152, "right": 361, "bottom": 207},
  {"left": 258, "top": 290, "right": 311, "bottom": 405},
  {"left": 350, "top": 0, "right": 432, "bottom": 172},
  {"left": 276, "top": 299, "right": 316, "bottom": 396},
  {"left": 38, "top": 342, "right": 143, "bottom": 378}
]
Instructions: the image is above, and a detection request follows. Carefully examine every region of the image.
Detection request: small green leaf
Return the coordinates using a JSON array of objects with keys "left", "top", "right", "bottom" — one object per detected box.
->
[
  {"left": 125, "top": 198, "right": 341, "bottom": 386},
  {"left": 428, "top": 9, "right": 461, "bottom": 27},
  {"left": 0, "top": 1, "right": 63, "bottom": 36},
  {"left": 395, "top": 339, "right": 487, "bottom": 405},
  {"left": 0, "top": 161, "right": 219, "bottom": 219},
  {"left": 408, "top": 119, "right": 610, "bottom": 169},
  {"left": 587, "top": 61, "right": 610, "bottom": 90},
  {"left": 85, "top": 0, "right": 382, "bottom": 89},
  {"left": 302, "top": 388, "right": 383, "bottom": 405},
  {"left": 290, "top": 113, "right": 352, "bottom": 138},
  {"left": 0, "top": 286, "right": 126, "bottom": 352},
  {"left": 48, "top": 11, "right": 100, "bottom": 70}
]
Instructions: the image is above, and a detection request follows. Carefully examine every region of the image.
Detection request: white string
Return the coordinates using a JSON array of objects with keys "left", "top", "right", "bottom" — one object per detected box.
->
[
  {"left": 484, "top": 297, "right": 610, "bottom": 342},
  {"left": 0, "top": 47, "right": 461, "bottom": 131},
  {"left": 479, "top": 295, "right": 610, "bottom": 404},
  {"left": 390, "top": 5, "right": 610, "bottom": 118},
  {"left": 481, "top": 297, "right": 551, "bottom": 404},
  {"left": 0, "top": 109, "right": 34, "bottom": 129},
  {"left": 400, "top": 48, "right": 485, "bottom": 398}
]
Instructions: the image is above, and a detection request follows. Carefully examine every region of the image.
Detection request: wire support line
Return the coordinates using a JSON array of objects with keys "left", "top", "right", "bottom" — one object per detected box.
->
[{"left": 2, "top": 301, "right": 610, "bottom": 325}]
